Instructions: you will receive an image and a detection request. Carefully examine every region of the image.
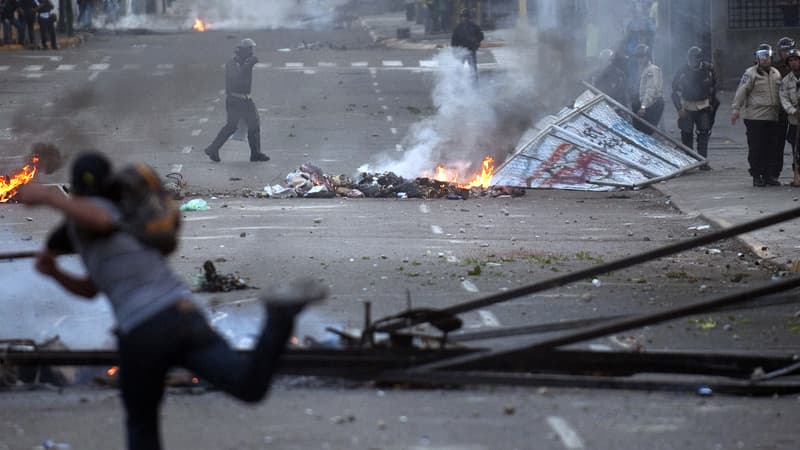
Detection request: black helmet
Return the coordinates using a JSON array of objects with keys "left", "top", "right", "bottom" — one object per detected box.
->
[
  {"left": 777, "top": 36, "right": 796, "bottom": 51},
  {"left": 687, "top": 46, "right": 702, "bottom": 66},
  {"left": 71, "top": 152, "right": 112, "bottom": 197},
  {"left": 460, "top": 8, "right": 472, "bottom": 18},
  {"left": 634, "top": 43, "right": 650, "bottom": 59}
]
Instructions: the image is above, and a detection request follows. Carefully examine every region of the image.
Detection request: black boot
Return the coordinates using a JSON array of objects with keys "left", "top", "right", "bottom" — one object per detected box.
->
[
  {"left": 250, "top": 152, "right": 270, "bottom": 162},
  {"left": 753, "top": 175, "right": 766, "bottom": 187},
  {"left": 204, "top": 147, "right": 220, "bottom": 162},
  {"left": 764, "top": 176, "right": 781, "bottom": 186}
]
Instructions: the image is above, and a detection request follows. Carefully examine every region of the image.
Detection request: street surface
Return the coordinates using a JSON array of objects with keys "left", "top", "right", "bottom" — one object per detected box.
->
[{"left": 1, "top": 9, "right": 800, "bottom": 450}]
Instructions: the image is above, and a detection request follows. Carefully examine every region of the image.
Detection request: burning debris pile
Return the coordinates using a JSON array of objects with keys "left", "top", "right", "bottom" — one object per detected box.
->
[{"left": 259, "top": 162, "right": 524, "bottom": 200}]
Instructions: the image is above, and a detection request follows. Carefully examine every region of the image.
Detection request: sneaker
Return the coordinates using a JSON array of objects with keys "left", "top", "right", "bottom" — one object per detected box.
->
[
  {"left": 250, "top": 152, "right": 270, "bottom": 162},
  {"left": 753, "top": 176, "right": 766, "bottom": 187},
  {"left": 204, "top": 147, "right": 220, "bottom": 162},
  {"left": 765, "top": 176, "right": 781, "bottom": 186},
  {"left": 699, "top": 164, "right": 711, "bottom": 171}
]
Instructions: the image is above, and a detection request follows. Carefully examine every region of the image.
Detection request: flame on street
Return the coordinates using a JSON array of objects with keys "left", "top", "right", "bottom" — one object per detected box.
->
[
  {"left": 107, "top": 366, "right": 119, "bottom": 377},
  {"left": 0, "top": 156, "right": 39, "bottom": 203},
  {"left": 429, "top": 156, "right": 495, "bottom": 189},
  {"left": 193, "top": 18, "right": 208, "bottom": 32}
]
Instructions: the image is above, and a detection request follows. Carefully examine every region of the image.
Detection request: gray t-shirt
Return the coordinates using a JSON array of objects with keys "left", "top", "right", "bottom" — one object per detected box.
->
[{"left": 68, "top": 198, "right": 191, "bottom": 334}]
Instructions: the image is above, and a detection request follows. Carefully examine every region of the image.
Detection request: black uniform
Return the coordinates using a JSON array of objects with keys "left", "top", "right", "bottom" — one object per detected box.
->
[
  {"left": 451, "top": 19, "right": 483, "bottom": 78},
  {"left": 37, "top": 0, "right": 56, "bottom": 50},
  {"left": 204, "top": 52, "right": 268, "bottom": 162},
  {"left": 775, "top": 57, "right": 791, "bottom": 179},
  {"left": 18, "top": 0, "right": 35, "bottom": 46},
  {"left": 593, "top": 55, "right": 629, "bottom": 106},
  {"left": 671, "top": 61, "right": 717, "bottom": 158}
]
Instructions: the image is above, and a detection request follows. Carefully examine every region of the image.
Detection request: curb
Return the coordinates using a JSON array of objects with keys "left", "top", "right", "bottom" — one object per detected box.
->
[{"left": 0, "top": 32, "right": 89, "bottom": 51}]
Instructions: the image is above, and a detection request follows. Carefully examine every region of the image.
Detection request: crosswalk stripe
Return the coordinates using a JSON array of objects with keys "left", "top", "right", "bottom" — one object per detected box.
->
[
  {"left": 254, "top": 63, "right": 271, "bottom": 69},
  {"left": 122, "top": 64, "right": 140, "bottom": 70},
  {"left": 156, "top": 63, "right": 174, "bottom": 70},
  {"left": 318, "top": 62, "right": 336, "bottom": 67},
  {"left": 382, "top": 60, "right": 403, "bottom": 67},
  {"left": 24, "top": 65, "right": 43, "bottom": 71},
  {"left": 285, "top": 62, "right": 304, "bottom": 68},
  {"left": 26, "top": 73, "right": 43, "bottom": 79},
  {"left": 89, "top": 63, "right": 110, "bottom": 71},
  {"left": 0, "top": 66, "right": 8, "bottom": 71},
  {"left": 351, "top": 61, "right": 368, "bottom": 67},
  {"left": 56, "top": 64, "right": 75, "bottom": 71},
  {"left": 419, "top": 60, "right": 437, "bottom": 67}
]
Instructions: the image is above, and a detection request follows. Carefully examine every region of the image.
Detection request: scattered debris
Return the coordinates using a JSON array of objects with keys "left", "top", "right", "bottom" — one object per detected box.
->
[
  {"left": 196, "top": 260, "right": 250, "bottom": 292},
  {"left": 179, "top": 199, "right": 210, "bottom": 211}
]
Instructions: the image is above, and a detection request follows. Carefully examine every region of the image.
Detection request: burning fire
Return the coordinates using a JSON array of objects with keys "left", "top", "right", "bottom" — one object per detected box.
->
[
  {"left": 106, "top": 366, "right": 119, "bottom": 377},
  {"left": 0, "top": 156, "right": 39, "bottom": 203},
  {"left": 192, "top": 18, "right": 208, "bottom": 32},
  {"left": 430, "top": 156, "right": 495, "bottom": 189}
]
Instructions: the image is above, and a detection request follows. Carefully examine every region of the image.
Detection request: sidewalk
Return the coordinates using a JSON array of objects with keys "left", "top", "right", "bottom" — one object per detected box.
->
[
  {"left": 361, "top": 11, "right": 799, "bottom": 268},
  {"left": 0, "top": 32, "right": 88, "bottom": 51}
]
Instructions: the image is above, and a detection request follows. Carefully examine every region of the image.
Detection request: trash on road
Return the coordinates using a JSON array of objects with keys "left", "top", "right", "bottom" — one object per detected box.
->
[
  {"left": 195, "top": 260, "right": 250, "bottom": 292},
  {"left": 179, "top": 198, "right": 210, "bottom": 211}
]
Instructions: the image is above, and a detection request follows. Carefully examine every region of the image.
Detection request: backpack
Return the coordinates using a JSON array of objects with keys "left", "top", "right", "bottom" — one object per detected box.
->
[{"left": 107, "top": 163, "right": 181, "bottom": 255}]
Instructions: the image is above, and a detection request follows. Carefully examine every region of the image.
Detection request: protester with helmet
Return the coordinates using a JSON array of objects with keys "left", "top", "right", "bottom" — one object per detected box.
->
[
  {"left": 773, "top": 37, "right": 795, "bottom": 180},
  {"left": 591, "top": 48, "right": 629, "bottom": 106},
  {"left": 450, "top": 8, "right": 483, "bottom": 81},
  {"left": 204, "top": 38, "right": 270, "bottom": 163},
  {"left": 631, "top": 43, "right": 664, "bottom": 135},
  {"left": 775, "top": 36, "right": 795, "bottom": 77},
  {"left": 779, "top": 48, "right": 800, "bottom": 186},
  {"left": 671, "top": 46, "right": 717, "bottom": 170},
  {"left": 732, "top": 44, "right": 783, "bottom": 187}
]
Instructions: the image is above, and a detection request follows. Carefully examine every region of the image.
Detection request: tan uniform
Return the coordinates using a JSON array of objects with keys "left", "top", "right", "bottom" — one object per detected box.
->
[
  {"left": 780, "top": 71, "right": 800, "bottom": 125},
  {"left": 732, "top": 65, "right": 781, "bottom": 121},
  {"left": 639, "top": 63, "right": 663, "bottom": 109}
]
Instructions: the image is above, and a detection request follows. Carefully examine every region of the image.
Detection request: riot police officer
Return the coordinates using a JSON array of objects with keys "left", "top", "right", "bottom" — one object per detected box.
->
[
  {"left": 592, "top": 48, "right": 629, "bottom": 107},
  {"left": 773, "top": 37, "right": 795, "bottom": 180},
  {"left": 731, "top": 44, "right": 782, "bottom": 187},
  {"left": 779, "top": 48, "right": 800, "bottom": 186},
  {"left": 672, "top": 46, "right": 717, "bottom": 170},
  {"left": 204, "top": 38, "right": 270, "bottom": 163}
]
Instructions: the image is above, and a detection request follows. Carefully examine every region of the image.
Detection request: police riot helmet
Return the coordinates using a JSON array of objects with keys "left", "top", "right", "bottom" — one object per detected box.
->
[
  {"left": 687, "top": 46, "right": 703, "bottom": 67},
  {"left": 460, "top": 8, "right": 472, "bottom": 19},
  {"left": 238, "top": 38, "right": 256, "bottom": 49},
  {"left": 634, "top": 44, "right": 651, "bottom": 59},
  {"left": 777, "top": 36, "right": 796, "bottom": 51},
  {"left": 787, "top": 48, "right": 800, "bottom": 63},
  {"left": 599, "top": 48, "right": 614, "bottom": 60},
  {"left": 755, "top": 43, "right": 773, "bottom": 63}
]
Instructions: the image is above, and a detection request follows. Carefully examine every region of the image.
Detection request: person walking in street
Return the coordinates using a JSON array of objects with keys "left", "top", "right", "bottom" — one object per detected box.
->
[
  {"left": 16, "top": 152, "right": 326, "bottom": 450},
  {"left": 731, "top": 44, "right": 783, "bottom": 187},
  {"left": 37, "top": 0, "right": 57, "bottom": 50},
  {"left": 18, "top": 0, "right": 37, "bottom": 48},
  {"left": 671, "top": 46, "right": 717, "bottom": 170},
  {"left": 450, "top": 8, "right": 483, "bottom": 81},
  {"left": 779, "top": 48, "right": 800, "bottom": 187},
  {"left": 0, "top": 0, "right": 24, "bottom": 45},
  {"left": 772, "top": 37, "right": 796, "bottom": 182},
  {"left": 631, "top": 43, "right": 664, "bottom": 134},
  {"left": 204, "top": 38, "right": 270, "bottom": 163}
]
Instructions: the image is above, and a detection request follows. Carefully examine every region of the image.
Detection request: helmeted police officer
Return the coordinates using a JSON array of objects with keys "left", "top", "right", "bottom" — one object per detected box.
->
[
  {"left": 592, "top": 48, "right": 629, "bottom": 106},
  {"left": 779, "top": 48, "right": 800, "bottom": 186},
  {"left": 732, "top": 44, "right": 782, "bottom": 187},
  {"left": 631, "top": 43, "right": 664, "bottom": 134},
  {"left": 672, "top": 46, "right": 717, "bottom": 170},
  {"left": 204, "top": 38, "right": 270, "bottom": 163},
  {"left": 773, "top": 37, "right": 795, "bottom": 179}
]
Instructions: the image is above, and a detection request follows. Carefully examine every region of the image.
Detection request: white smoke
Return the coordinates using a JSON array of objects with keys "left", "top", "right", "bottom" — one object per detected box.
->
[{"left": 102, "top": 0, "right": 350, "bottom": 31}]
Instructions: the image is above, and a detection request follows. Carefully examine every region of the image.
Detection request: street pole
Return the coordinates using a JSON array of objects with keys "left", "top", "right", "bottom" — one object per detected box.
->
[{"left": 518, "top": 0, "right": 528, "bottom": 28}]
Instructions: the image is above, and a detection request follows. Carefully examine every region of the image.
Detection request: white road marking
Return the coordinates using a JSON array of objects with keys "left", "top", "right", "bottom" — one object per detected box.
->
[
  {"left": 390, "top": 127, "right": 397, "bottom": 135},
  {"left": 420, "top": 60, "right": 438, "bottom": 68},
  {"left": 182, "top": 215, "right": 219, "bottom": 222},
  {"left": 303, "top": 70, "right": 316, "bottom": 74},
  {"left": 375, "top": 88, "right": 381, "bottom": 94},
  {"left": 477, "top": 310, "right": 500, "bottom": 327},
  {"left": 88, "top": 71, "right": 101, "bottom": 81},
  {"left": 382, "top": 60, "right": 403, "bottom": 67},
  {"left": 419, "top": 204, "right": 430, "bottom": 213},
  {"left": 205, "top": 106, "right": 215, "bottom": 112},
  {"left": 0, "top": 66, "right": 8, "bottom": 71},
  {"left": 181, "top": 235, "right": 237, "bottom": 240},
  {"left": 122, "top": 64, "right": 140, "bottom": 70},
  {"left": 181, "top": 146, "right": 193, "bottom": 154},
  {"left": 254, "top": 62, "right": 271, "bottom": 69},
  {"left": 198, "top": 118, "right": 209, "bottom": 124},
  {"left": 386, "top": 115, "right": 393, "bottom": 122},
  {"left": 26, "top": 73, "right": 43, "bottom": 79},
  {"left": 191, "top": 129, "right": 202, "bottom": 136},
  {"left": 220, "top": 225, "right": 318, "bottom": 231},
  {"left": 56, "top": 64, "right": 75, "bottom": 71},
  {"left": 381, "top": 105, "right": 388, "bottom": 110},
  {"left": 23, "top": 65, "right": 43, "bottom": 71},
  {"left": 546, "top": 416, "right": 585, "bottom": 449},
  {"left": 373, "top": 82, "right": 379, "bottom": 86},
  {"left": 430, "top": 225, "right": 443, "bottom": 234},
  {"left": 156, "top": 63, "right": 174, "bottom": 70},
  {"left": 369, "top": 67, "right": 377, "bottom": 75},
  {"left": 151, "top": 71, "right": 167, "bottom": 77},
  {"left": 285, "top": 62, "right": 304, "bottom": 68},
  {"left": 377, "top": 97, "right": 384, "bottom": 101},
  {"left": 395, "top": 144, "right": 404, "bottom": 152},
  {"left": 318, "top": 62, "right": 336, "bottom": 67},
  {"left": 210, "top": 312, "right": 228, "bottom": 324},
  {"left": 52, "top": 315, "right": 68, "bottom": 328},
  {"left": 170, "top": 164, "right": 183, "bottom": 173},
  {"left": 89, "top": 63, "right": 110, "bottom": 71},
  {"left": 461, "top": 280, "right": 479, "bottom": 293},
  {"left": 351, "top": 61, "right": 368, "bottom": 67},
  {"left": 477, "top": 62, "right": 499, "bottom": 70}
]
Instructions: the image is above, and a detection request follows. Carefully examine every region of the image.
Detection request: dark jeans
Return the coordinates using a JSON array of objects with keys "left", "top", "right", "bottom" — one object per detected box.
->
[
  {"left": 38, "top": 16, "right": 56, "bottom": 49},
  {"left": 206, "top": 95, "right": 261, "bottom": 156},
  {"left": 774, "top": 112, "right": 789, "bottom": 178},
  {"left": 21, "top": 13, "right": 35, "bottom": 45},
  {"left": 788, "top": 124, "right": 800, "bottom": 167},
  {"left": 631, "top": 98, "right": 665, "bottom": 135},
  {"left": 117, "top": 300, "right": 294, "bottom": 450},
  {"left": 744, "top": 119, "right": 781, "bottom": 178},
  {"left": 678, "top": 108, "right": 713, "bottom": 158},
  {"left": 1, "top": 16, "right": 23, "bottom": 44}
]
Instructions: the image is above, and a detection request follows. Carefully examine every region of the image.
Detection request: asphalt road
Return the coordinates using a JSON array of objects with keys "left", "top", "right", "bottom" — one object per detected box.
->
[{"left": 1, "top": 17, "right": 800, "bottom": 450}]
